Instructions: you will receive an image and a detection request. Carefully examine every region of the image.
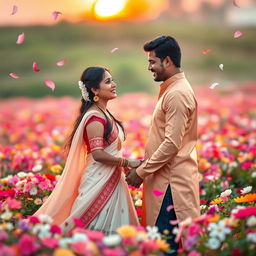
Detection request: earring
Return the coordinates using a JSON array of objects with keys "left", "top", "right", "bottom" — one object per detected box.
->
[{"left": 93, "top": 95, "right": 99, "bottom": 102}]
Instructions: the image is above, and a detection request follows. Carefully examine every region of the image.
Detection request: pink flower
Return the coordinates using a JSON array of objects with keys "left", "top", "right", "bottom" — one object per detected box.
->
[
  {"left": 28, "top": 216, "right": 40, "bottom": 224},
  {"left": 73, "top": 218, "right": 85, "bottom": 228},
  {"left": 233, "top": 207, "right": 256, "bottom": 219},
  {"left": 41, "top": 237, "right": 58, "bottom": 249},
  {"left": 241, "top": 161, "right": 252, "bottom": 170},
  {"left": 18, "top": 234, "right": 39, "bottom": 255},
  {"left": 5, "top": 197, "right": 22, "bottom": 209},
  {"left": 0, "top": 231, "right": 8, "bottom": 242},
  {"left": 188, "top": 251, "right": 202, "bottom": 256},
  {"left": 188, "top": 224, "right": 201, "bottom": 236},
  {"left": 71, "top": 241, "right": 87, "bottom": 254},
  {"left": 85, "top": 230, "right": 104, "bottom": 241}
]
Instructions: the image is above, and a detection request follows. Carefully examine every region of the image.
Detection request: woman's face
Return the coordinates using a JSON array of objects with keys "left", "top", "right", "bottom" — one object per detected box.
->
[{"left": 97, "top": 71, "right": 117, "bottom": 100}]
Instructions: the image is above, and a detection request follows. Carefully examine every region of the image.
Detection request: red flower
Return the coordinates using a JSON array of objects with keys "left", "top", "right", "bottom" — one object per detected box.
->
[
  {"left": 136, "top": 208, "right": 142, "bottom": 217},
  {"left": 232, "top": 249, "right": 242, "bottom": 256},
  {"left": 50, "top": 224, "right": 62, "bottom": 235},
  {"left": 45, "top": 173, "right": 56, "bottom": 181}
]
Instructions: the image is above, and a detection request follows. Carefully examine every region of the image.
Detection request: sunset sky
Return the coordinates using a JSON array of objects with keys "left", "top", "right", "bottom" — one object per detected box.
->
[{"left": 0, "top": 0, "right": 253, "bottom": 26}]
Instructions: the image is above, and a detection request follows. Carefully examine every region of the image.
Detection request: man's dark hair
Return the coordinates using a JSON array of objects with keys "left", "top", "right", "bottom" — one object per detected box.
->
[{"left": 143, "top": 36, "right": 181, "bottom": 68}]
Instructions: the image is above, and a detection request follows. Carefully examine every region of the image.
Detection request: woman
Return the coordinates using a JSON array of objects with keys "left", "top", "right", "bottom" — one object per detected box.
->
[{"left": 33, "top": 66, "right": 140, "bottom": 234}]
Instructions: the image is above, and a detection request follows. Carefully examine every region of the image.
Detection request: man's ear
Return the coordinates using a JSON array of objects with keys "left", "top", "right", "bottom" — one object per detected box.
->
[{"left": 163, "top": 56, "right": 174, "bottom": 67}]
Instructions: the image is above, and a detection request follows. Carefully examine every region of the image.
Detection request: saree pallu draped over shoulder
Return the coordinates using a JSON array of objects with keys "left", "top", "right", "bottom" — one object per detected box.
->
[{"left": 33, "top": 110, "right": 139, "bottom": 234}]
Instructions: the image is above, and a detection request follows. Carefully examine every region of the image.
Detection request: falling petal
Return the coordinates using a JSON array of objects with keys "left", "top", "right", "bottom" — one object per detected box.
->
[
  {"left": 169, "top": 220, "right": 179, "bottom": 225},
  {"left": 219, "top": 64, "right": 224, "bottom": 71},
  {"left": 56, "top": 59, "right": 66, "bottom": 66},
  {"left": 16, "top": 32, "right": 24, "bottom": 44},
  {"left": 210, "top": 82, "right": 219, "bottom": 89},
  {"left": 152, "top": 190, "right": 164, "bottom": 197},
  {"left": 234, "top": 30, "right": 243, "bottom": 38},
  {"left": 32, "top": 62, "right": 40, "bottom": 72},
  {"left": 52, "top": 11, "right": 62, "bottom": 20},
  {"left": 11, "top": 5, "right": 18, "bottom": 15},
  {"left": 233, "top": 0, "right": 240, "bottom": 8},
  {"left": 9, "top": 73, "right": 20, "bottom": 79},
  {"left": 202, "top": 49, "right": 211, "bottom": 54},
  {"left": 166, "top": 205, "right": 174, "bottom": 212},
  {"left": 45, "top": 80, "right": 55, "bottom": 91},
  {"left": 110, "top": 48, "right": 119, "bottom": 53}
]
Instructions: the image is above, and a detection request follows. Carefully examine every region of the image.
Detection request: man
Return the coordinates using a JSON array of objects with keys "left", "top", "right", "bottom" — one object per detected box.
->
[{"left": 126, "top": 36, "right": 200, "bottom": 255}]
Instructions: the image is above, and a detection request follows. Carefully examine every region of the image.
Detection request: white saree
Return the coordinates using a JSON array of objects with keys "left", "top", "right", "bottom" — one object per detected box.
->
[{"left": 60, "top": 110, "right": 139, "bottom": 234}]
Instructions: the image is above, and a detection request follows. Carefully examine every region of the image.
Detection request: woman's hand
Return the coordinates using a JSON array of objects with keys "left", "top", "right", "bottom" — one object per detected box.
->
[{"left": 128, "top": 159, "right": 142, "bottom": 168}]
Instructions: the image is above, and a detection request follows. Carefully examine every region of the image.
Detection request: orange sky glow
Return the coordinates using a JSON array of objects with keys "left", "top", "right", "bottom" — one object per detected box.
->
[{"left": 0, "top": 0, "right": 253, "bottom": 26}]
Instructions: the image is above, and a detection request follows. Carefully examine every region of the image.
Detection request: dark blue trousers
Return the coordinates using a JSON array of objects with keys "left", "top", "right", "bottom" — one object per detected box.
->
[{"left": 155, "top": 185, "right": 179, "bottom": 256}]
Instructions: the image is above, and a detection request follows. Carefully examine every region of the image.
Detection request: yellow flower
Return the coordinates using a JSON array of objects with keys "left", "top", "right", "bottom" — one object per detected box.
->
[
  {"left": 51, "top": 144, "right": 61, "bottom": 152},
  {"left": 27, "top": 198, "right": 34, "bottom": 201},
  {"left": 208, "top": 214, "right": 220, "bottom": 223},
  {"left": 50, "top": 164, "right": 63, "bottom": 174},
  {"left": 116, "top": 225, "right": 137, "bottom": 238},
  {"left": 135, "top": 199, "right": 142, "bottom": 207},
  {"left": 156, "top": 239, "right": 170, "bottom": 252},
  {"left": 210, "top": 197, "right": 222, "bottom": 205},
  {"left": 34, "top": 198, "right": 42, "bottom": 205},
  {"left": 87, "top": 241, "right": 100, "bottom": 255},
  {"left": 234, "top": 193, "right": 256, "bottom": 203},
  {"left": 53, "top": 249, "right": 75, "bottom": 256}
]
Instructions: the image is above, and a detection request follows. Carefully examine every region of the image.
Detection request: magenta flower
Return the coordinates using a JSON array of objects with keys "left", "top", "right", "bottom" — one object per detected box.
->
[
  {"left": 18, "top": 234, "right": 39, "bottom": 255},
  {"left": 41, "top": 237, "right": 59, "bottom": 249},
  {"left": 5, "top": 197, "right": 22, "bottom": 209}
]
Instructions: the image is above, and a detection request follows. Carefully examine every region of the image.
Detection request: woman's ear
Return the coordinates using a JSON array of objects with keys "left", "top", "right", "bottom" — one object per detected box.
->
[{"left": 91, "top": 88, "right": 99, "bottom": 95}]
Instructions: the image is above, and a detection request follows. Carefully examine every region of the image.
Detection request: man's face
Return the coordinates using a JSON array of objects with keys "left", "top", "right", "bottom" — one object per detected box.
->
[{"left": 147, "top": 51, "right": 166, "bottom": 82}]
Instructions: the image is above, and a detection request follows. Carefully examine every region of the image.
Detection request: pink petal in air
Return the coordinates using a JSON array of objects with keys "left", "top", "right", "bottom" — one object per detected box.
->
[
  {"left": 9, "top": 73, "right": 20, "bottom": 79},
  {"left": 233, "top": 0, "right": 240, "bottom": 8},
  {"left": 11, "top": 5, "right": 18, "bottom": 15},
  {"left": 52, "top": 11, "right": 62, "bottom": 20},
  {"left": 169, "top": 220, "right": 179, "bottom": 225},
  {"left": 45, "top": 80, "right": 55, "bottom": 91},
  {"left": 32, "top": 62, "right": 40, "bottom": 72},
  {"left": 166, "top": 205, "right": 174, "bottom": 212},
  {"left": 57, "top": 59, "right": 66, "bottom": 66},
  {"left": 110, "top": 48, "right": 119, "bottom": 53},
  {"left": 202, "top": 49, "right": 211, "bottom": 54},
  {"left": 16, "top": 32, "right": 24, "bottom": 44},
  {"left": 234, "top": 30, "right": 243, "bottom": 38},
  {"left": 152, "top": 190, "right": 164, "bottom": 197}
]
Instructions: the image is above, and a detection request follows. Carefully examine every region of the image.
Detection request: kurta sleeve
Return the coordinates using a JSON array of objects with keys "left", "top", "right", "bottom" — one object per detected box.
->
[{"left": 136, "top": 90, "right": 193, "bottom": 179}]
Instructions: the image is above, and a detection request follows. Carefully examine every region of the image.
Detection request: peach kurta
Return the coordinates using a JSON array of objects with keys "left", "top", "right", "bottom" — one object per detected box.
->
[{"left": 136, "top": 72, "right": 200, "bottom": 227}]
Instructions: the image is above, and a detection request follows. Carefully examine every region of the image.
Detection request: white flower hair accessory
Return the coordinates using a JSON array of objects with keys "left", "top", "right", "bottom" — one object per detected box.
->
[{"left": 78, "top": 80, "right": 91, "bottom": 101}]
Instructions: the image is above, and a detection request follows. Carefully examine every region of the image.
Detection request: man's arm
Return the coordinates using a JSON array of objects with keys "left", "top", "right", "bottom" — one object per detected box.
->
[{"left": 136, "top": 91, "right": 193, "bottom": 179}]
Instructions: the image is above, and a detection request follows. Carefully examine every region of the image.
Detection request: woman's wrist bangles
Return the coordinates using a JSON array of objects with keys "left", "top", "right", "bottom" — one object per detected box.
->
[{"left": 118, "top": 158, "right": 129, "bottom": 167}]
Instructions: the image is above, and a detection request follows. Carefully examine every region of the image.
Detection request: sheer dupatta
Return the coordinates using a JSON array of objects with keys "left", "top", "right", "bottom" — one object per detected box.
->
[{"left": 33, "top": 111, "right": 99, "bottom": 225}]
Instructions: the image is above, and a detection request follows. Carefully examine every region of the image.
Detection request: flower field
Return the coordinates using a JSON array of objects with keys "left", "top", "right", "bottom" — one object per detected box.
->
[{"left": 0, "top": 84, "right": 255, "bottom": 255}]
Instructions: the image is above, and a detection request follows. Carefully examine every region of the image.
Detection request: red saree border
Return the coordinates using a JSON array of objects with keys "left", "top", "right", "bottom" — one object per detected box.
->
[{"left": 80, "top": 167, "right": 121, "bottom": 228}]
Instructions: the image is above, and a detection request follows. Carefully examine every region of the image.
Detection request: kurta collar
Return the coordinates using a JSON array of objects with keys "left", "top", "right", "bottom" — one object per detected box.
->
[{"left": 158, "top": 72, "right": 185, "bottom": 100}]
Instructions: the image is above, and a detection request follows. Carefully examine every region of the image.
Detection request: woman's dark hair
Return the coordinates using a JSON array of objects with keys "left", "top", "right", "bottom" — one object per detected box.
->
[
  {"left": 64, "top": 66, "right": 124, "bottom": 153},
  {"left": 143, "top": 35, "right": 181, "bottom": 67}
]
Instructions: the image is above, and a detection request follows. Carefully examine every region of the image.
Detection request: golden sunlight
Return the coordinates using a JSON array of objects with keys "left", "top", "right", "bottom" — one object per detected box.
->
[{"left": 94, "top": 0, "right": 128, "bottom": 19}]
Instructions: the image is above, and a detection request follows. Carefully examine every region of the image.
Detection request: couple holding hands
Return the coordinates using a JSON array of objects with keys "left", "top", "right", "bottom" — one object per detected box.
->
[{"left": 34, "top": 35, "right": 200, "bottom": 255}]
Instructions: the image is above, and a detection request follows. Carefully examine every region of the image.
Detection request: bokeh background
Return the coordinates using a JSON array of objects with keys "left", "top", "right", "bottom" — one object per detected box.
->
[{"left": 0, "top": 0, "right": 256, "bottom": 97}]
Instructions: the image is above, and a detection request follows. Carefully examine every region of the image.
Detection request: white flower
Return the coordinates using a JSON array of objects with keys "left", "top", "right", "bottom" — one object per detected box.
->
[
  {"left": 59, "top": 238, "right": 74, "bottom": 248},
  {"left": 135, "top": 199, "right": 142, "bottom": 207},
  {"left": 220, "top": 189, "right": 232, "bottom": 198},
  {"left": 78, "top": 81, "right": 90, "bottom": 101},
  {"left": 247, "top": 233, "right": 256, "bottom": 243},
  {"left": 200, "top": 205, "right": 207, "bottom": 210},
  {"left": 252, "top": 172, "right": 256, "bottom": 178},
  {"left": 29, "top": 187, "right": 38, "bottom": 195},
  {"left": 146, "top": 226, "right": 161, "bottom": 240},
  {"left": 17, "top": 172, "right": 28, "bottom": 178},
  {"left": 172, "top": 227, "right": 179, "bottom": 235},
  {"left": 103, "top": 234, "right": 121, "bottom": 246},
  {"left": 32, "top": 164, "right": 43, "bottom": 172},
  {"left": 38, "top": 214, "right": 53, "bottom": 224},
  {"left": 240, "top": 186, "right": 252, "bottom": 195},
  {"left": 38, "top": 224, "right": 51, "bottom": 239},
  {"left": 34, "top": 198, "right": 42, "bottom": 205},
  {"left": 208, "top": 220, "right": 231, "bottom": 241},
  {"left": 72, "top": 233, "right": 88, "bottom": 243},
  {"left": 1, "top": 211, "right": 13, "bottom": 221},
  {"left": 247, "top": 216, "right": 256, "bottom": 227},
  {"left": 231, "top": 206, "right": 245, "bottom": 215},
  {"left": 206, "top": 237, "right": 221, "bottom": 249}
]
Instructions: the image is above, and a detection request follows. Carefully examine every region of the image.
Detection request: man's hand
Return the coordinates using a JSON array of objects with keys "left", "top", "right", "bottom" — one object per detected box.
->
[{"left": 125, "top": 168, "right": 143, "bottom": 188}]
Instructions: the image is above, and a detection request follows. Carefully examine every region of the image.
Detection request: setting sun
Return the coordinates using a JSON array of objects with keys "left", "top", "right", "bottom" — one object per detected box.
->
[{"left": 94, "top": 0, "right": 128, "bottom": 19}]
